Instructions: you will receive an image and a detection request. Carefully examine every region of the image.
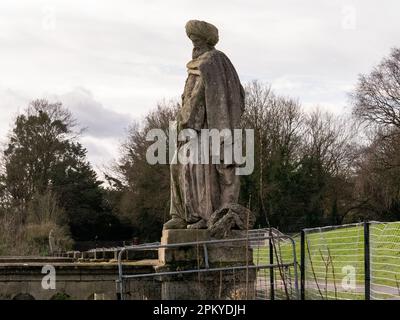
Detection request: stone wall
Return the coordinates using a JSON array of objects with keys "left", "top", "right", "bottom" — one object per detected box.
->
[
  {"left": 0, "top": 230, "right": 256, "bottom": 300},
  {"left": 0, "top": 258, "right": 159, "bottom": 300}
]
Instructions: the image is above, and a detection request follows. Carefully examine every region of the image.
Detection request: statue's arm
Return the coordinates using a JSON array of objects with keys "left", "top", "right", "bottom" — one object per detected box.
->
[{"left": 179, "top": 75, "right": 206, "bottom": 131}]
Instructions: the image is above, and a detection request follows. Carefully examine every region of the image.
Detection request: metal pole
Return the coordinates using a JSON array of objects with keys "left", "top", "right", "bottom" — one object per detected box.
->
[
  {"left": 364, "top": 221, "right": 370, "bottom": 300},
  {"left": 269, "top": 230, "right": 275, "bottom": 300},
  {"left": 115, "top": 281, "right": 122, "bottom": 300},
  {"left": 289, "top": 237, "right": 299, "bottom": 299},
  {"left": 300, "top": 230, "right": 305, "bottom": 300},
  {"left": 117, "top": 248, "right": 126, "bottom": 300}
]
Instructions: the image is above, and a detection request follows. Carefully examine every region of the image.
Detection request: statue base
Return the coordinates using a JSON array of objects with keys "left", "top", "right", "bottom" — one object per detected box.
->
[{"left": 156, "top": 229, "right": 256, "bottom": 300}]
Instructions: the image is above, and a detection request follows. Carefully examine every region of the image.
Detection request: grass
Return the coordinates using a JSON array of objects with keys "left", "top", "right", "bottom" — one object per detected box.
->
[{"left": 253, "top": 222, "right": 400, "bottom": 300}]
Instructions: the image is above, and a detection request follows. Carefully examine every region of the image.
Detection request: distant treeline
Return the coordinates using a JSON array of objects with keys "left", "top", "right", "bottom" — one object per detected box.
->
[{"left": 1, "top": 48, "right": 399, "bottom": 255}]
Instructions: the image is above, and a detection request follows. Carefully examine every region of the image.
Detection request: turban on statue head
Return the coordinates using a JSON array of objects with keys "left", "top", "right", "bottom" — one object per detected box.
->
[{"left": 185, "top": 20, "right": 219, "bottom": 46}]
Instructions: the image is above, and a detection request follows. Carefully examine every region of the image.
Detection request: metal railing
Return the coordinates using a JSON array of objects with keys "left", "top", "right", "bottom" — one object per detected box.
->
[{"left": 116, "top": 234, "right": 299, "bottom": 300}]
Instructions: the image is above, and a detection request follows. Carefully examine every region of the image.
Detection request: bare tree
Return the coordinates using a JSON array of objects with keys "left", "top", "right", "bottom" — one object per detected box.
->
[
  {"left": 352, "top": 48, "right": 400, "bottom": 129},
  {"left": 106, "top": 100, "right": 178, "bottom": 241},
  {"left": 302, "top": 109, "right": 356, "bottom": 177},
  {"left": 350, "top": 48, "right": 400, "bottom": 220}
]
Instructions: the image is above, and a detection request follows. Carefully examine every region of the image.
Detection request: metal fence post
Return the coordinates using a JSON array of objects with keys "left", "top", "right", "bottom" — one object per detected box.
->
[
  {"left": 269, "top": 230, "right": 275, "bottom": 300},
  {"left": 364, "top": 221, "right": 371, "bottom": 300},
  {"left": 300, "top": 230, "right": 305, "bottom": 300}
]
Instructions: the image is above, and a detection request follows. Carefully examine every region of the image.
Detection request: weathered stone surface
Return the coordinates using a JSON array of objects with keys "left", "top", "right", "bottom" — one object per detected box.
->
[
  {"left": 158, "top": 229, "right": 253, "bottom": 266},
  {"left": 159, "top": 229, "right": 209, "bottom": 266},
  {"left": 164, "top": 20, "right": 248, "bottom": 237},
  {"left": 208, "top": 204, "right": 256, "bottom": 239},
  {"left": 0, "top": 259, "right": 159, "bottom": 300},
  {"left": 157, "top": 229, "right": 256, "bottom": 299},
  {"left": 160, "top": 272, "right": 256, "bottom": 300},
  {"left": 160, "top": 229, "right": 210, "bottom": 244}
]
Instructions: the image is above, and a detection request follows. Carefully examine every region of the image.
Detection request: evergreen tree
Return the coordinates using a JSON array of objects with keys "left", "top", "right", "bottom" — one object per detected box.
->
[{"left": 0, "top": 99, "right": 130, "bottom": 241}]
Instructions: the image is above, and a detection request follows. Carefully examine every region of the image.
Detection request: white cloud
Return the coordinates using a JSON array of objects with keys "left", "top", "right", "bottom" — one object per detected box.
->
[
  {"left": 0, "top": 88, "right": 30, "bottom": 141},
  {"left": 79, "top": 135, "right": 121, "bottom": 179},
  {"left": 49, "top": 88, "right": 133, "bottom": 139},
  {"left": 0, "top": 87, "right": 130, "bottom": 176},
  {"left": 1, "top": 0, "right": 400, "bottom": 174}
]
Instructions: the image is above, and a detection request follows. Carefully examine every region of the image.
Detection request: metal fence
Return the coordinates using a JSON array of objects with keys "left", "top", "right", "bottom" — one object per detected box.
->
[
  {"left": 369, "top": 221, "right": 400, "bottom": 300},
  {"left": 247, "top": 228, "right": 292, "bottom": 247},
  {"left": 116, "top": 233, "right": 299, "bottom": 300},
  {"left": 300, "top": 221, "right": 400, "bottom": 300},
  {"left": 249, "top": 228, "right": 299, "bottom": 300},
  {"left": 112, "top": 221, "right": 400, "bottom": 300}
]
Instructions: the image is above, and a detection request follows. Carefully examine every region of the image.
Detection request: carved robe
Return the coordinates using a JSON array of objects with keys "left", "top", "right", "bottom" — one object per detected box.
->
[{"left": 169, "top": 49, "right": 245, "bottom": 224}]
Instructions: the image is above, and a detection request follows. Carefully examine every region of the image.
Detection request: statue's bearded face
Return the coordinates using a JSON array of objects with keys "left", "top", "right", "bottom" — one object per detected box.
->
[
  {"left": 190, "top": 35, "right": 207, "bottom": 48},
  {"left": 190, "top": 35, "right": 212, "bottom": 59}
]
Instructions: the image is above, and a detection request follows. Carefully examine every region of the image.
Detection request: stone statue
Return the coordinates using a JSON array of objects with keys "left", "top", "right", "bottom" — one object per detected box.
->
[{"left": 164, "top": 20, "right": 253, "bottom": 233}]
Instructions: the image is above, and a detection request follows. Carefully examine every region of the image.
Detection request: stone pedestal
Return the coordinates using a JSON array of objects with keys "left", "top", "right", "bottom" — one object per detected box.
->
[{"left": 156, "top": 229, "right": 256, "bottom": 300}]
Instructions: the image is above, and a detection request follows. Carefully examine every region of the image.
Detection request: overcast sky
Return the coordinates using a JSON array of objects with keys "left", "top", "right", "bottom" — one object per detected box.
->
[{"left": 1, "top": 0, "right": 399, "bottom": 177}]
